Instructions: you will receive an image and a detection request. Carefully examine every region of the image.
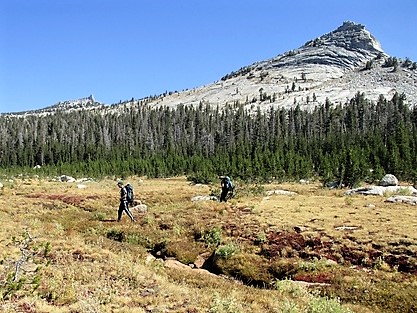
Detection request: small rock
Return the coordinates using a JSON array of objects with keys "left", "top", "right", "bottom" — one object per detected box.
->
[
  {"left": 294, "top": 226, "right": 308, "bottom": 233},
  {"left": 385, "top": 196, "right": 417, "bottom": 205},
  {"left": 194, "top": 252, "right": 211, "bottom": 269},
  {"left": 191, "top": 195, "right": 218, "bottom": 202},
  {"left": 334, "top": 225, "right": 361, "bottom": 231},
  {"left": 379, "top": 174, "right": 398, "bottom": 186},
  {"left": 266, "top": 190, "right": 297, "bottom": 196},
  {"left": 131, "top": 204, "right": 148, "bottom": 213},
  {"left": 145, "top": 254, "right": 156, "bottom": 264},
  {"left": 60, "top": 175, "right": 76, "bottom": 183},
  {"left": 164, "top": 259, "right": 190, "bottom": 270}
]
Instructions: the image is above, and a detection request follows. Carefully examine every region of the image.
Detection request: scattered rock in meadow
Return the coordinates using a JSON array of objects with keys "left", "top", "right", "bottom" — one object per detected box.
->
[
  {"left": 191, "top": 195, "right": 218, "bottom": 202},
  {"left": 163, "top": 258, "right": 217, "bottom": 277},
  {"left": 334, "top": 225, "right": 362, "bottom": 231},
  {"left": 145, "top": 254, "right": 156, "bottom": 265},
  {"left": 130, "top": 204, "right": 148, "bottom": 213},
  {"left": 385, "top": 196, "right": 417, "bottom": 205},
  {"left": 293, "top": 226, "right": 309, "bottom": 233},
  {"left": 266, "top": 189, "right": 297, "bottom": 196},
  {"left": 345, "top": 185, "right": 417, "bottom": 196},
  {"left": 379, "top": 174, "right": 399, "bottom": 186},
  {"left": 60, "top": 175, "right": 76, "bottom": 183},
  {"left": 294, "top": 280, "right": 331, "bottom": 287},
  {"left": 164, "top": 259, "right": 190, "bottom": 270},
  {"left": 194, "top": 252, "right": 211, "bottom": 269}
]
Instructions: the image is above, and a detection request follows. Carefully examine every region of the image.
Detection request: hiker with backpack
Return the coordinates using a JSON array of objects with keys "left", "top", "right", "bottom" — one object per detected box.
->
[
  {"left": 219, "top": 176, "right": 234, "bottom": 202},
  {"left": 116, "top": 181, "right": 135, "bottom": 222}
]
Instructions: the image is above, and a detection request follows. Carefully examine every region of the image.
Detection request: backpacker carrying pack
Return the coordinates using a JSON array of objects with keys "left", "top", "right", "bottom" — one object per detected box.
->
[{"left": 125, "top": 183, "right": 134, "bottom": 203}]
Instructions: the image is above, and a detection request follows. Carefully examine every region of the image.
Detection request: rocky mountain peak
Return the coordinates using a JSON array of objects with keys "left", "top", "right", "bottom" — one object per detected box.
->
[
  {"left": 303, "top": 21, "right": 383, "bottom": 55},
  {"left": 7, "top": 95, "right": 104, "bottom": 116},
  {"left": 266, "top": 21, "right": 386, "bottom": 71},
  {"left": 134, "top": 21, "right": 416, "bottom": 113},
  {"left": 30, "top": 95, "right": 103, "bottom": 115}
]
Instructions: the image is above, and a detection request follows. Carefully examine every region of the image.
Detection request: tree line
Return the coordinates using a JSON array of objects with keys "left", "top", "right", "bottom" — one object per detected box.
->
[{"left": 0, "top": 92, "right": 416, "bottom": 186}]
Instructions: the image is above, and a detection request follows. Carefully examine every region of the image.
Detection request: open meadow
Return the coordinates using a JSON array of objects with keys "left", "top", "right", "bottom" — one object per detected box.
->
[{"left": 1, "top": 176, "right": 416, "bottom": 313}]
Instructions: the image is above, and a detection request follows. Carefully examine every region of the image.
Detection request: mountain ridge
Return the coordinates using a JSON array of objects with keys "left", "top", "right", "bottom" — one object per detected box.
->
[
  {"left": 4, "top": 21, "right": 417, "bottom": 116},
  {"left": 117, "top": 21, "right": 417, "bottom": 113}
]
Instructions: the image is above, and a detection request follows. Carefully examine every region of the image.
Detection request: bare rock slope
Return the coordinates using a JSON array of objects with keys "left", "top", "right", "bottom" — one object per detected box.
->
[{"left": 140, "top": 21, "right": 417, "bottom": 112}]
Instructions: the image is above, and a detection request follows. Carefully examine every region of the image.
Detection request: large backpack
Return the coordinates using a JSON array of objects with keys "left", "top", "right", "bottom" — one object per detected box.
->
[
  {"left": 125, "top": 184, "right": 134, "bottom": 203},
  {"left": 224, "top": 176, "right": 233, "bottom": 190}
]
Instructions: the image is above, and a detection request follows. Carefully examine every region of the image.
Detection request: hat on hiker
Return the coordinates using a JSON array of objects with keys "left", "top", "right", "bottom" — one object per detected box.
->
[{"left": 117, "top": 181, "right": 123, "bottom": 185}]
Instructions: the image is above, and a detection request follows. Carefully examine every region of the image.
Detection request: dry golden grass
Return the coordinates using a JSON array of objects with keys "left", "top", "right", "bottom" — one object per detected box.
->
[
  {"left": 258, "top": 182, "right": 417, "bottom": 245},
  {"left": 1, "top": 176, "right": 416, "bottom": 312}
]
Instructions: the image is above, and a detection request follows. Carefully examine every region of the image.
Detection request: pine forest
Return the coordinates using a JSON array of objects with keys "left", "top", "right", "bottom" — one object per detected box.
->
[{"left": 1, "top": 92, "right": 416, "bottom": 186}]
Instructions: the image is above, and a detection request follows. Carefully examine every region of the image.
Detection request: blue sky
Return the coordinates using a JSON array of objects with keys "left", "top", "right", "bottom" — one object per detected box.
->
[{"left": 1, "top": 0, "right": 416, "bottom": 113}]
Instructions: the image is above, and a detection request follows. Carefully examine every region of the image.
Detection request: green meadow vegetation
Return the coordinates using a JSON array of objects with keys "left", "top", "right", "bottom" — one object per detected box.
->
[{"left": 1, "top": 176, "right": 416, "bottom": 312}]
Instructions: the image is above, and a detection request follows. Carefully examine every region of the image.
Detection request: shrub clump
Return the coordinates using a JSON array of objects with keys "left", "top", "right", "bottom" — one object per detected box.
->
[
  {"left": 0, "top": 231, "right": 51, "bottom": 300},
  {"left": 215, "top": 243, "right": 239, "bottom": 260},
  {"left": 202, "top": 226, "right": 222, "bottom": 247},
  {"left": 106, "top": 229, "right": 125, "bottom": 242},
  {"left": 207, "top": 253, "right": 274, "bottom": 287},
  {"left": 163, "top": 239, "right": 205, "bottom": 265},
  {"left": 269, "top": 258, "right": 299, "bottom": 280}
]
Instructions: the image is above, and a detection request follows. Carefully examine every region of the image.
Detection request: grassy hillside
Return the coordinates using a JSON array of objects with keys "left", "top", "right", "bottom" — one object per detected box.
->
[{"left": 1, "top": 176, "right": 416, "bottom": 312}]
